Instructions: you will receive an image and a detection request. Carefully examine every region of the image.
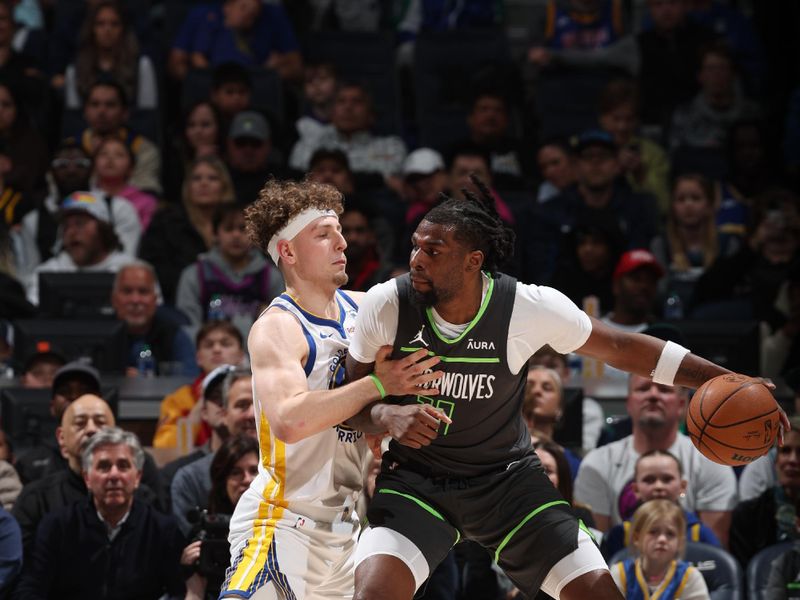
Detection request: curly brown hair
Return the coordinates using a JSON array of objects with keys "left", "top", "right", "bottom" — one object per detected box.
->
[{"left": 245, "top": 179, "right": 343, "bottom": 254}]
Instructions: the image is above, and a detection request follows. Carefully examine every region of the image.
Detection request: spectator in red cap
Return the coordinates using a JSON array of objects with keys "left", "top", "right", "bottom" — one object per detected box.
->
[{"left": 606, "top": 249, "right": 665, "bottom": 333}]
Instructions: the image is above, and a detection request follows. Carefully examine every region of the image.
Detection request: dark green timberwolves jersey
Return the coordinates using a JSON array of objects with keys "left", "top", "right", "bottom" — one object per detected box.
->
[{"left": 388, "top": 273, "right": 532, "bottom": 477}]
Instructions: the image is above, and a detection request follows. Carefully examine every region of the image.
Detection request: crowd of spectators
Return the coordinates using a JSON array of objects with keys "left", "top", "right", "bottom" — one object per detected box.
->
[{"left": 0, "top": 0, "right": 797, "bottom": 598}]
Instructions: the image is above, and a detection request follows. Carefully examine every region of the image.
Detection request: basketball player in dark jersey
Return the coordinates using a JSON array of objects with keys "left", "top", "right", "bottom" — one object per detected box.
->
[{"left": 344, "top": 180, "right": 787, "bottom": 600}]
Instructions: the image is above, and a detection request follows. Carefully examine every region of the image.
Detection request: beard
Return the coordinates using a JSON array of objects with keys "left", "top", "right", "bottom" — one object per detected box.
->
[
  {"left": 411, "top": 287, "right": 439, "bottom": 307},
  {"left": 333, "top": 271, "right": 348, "bottom": 287},
  {"left": 637, "top": 413, "right": 667, "bottom": 430}
]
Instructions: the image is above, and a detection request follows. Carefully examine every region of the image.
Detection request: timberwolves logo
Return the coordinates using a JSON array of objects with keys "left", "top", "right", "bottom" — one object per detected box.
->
[{"left": 328, "top": 348, "right": 347, "bottom": 389}]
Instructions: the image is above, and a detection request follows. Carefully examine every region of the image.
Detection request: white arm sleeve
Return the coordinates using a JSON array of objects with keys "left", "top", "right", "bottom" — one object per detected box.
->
[
  {"left": 348, "top": 279, "right": 399, "bottom": 364},
  {"left": 507, "top": 284, "right": 592, "bottom": 374}
]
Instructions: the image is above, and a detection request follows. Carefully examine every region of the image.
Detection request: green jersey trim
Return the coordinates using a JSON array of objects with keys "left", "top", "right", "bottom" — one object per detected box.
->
[
  {"left": 425, "top": 275, "right": 495, "bottom": 345},
  {"left": 494, "top": 500, "right": 570, "bottom": 563},
  {"left": 398, "top": 348, "right": 500, "bottom": 363}
]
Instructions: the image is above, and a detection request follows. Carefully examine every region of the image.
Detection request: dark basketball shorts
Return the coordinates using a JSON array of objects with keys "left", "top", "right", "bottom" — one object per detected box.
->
[{"left": 356, "top": 452, "right": 591, "bottom": 596}]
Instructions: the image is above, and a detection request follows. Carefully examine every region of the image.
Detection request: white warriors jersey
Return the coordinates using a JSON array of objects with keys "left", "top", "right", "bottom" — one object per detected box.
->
[{"left": 229, "top": 290, "right": 370, "bottom": 548}]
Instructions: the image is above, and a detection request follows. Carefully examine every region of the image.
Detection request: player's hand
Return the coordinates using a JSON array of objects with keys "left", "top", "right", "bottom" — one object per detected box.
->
[
  {"left": 377, "top": 404, "right": 452, "bottom": 449},
  {"left": 373, "top": 346, "right": 442, "bottom": 397},
  {"left": 365, "top": 433, "right": 385, "bottom": 461},
  {"left": 759, "top": 377, "right": 790, "bottom": 446}
]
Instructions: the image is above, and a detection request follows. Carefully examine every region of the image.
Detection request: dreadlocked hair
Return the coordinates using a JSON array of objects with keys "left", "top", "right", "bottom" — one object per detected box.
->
[{"left": 423, "top": 175, "right": 515, "bottom": 277}]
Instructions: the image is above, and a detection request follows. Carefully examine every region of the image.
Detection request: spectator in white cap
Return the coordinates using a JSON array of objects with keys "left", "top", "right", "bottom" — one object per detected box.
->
[
  {"left": 224, "top": 110, "right": 288, "bottom": 205},
  {"left": 401, "top": 148, "right": 448, "bottom": 227},
  {"left": 26, "top": 192, "right": 134, "bottom": 305}
]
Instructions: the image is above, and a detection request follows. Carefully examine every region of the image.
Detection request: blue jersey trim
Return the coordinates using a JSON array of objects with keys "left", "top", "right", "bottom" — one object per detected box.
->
[
  {"left": 278, "top": 293, "right": 347, "bottom": 337},
  {"left": 272, "top": 304, "right": 316, "bottom": 376},
  {"left": 338, "top": 289, "right": 358, "bottom": 311}
]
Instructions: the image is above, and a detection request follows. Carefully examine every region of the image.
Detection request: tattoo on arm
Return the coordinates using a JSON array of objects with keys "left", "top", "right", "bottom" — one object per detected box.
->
[{"left": 675, "top": 355, "right": 730, "bottom": 388}]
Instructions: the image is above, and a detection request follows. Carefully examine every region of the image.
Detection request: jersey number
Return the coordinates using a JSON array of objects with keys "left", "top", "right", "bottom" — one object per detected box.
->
[{"left": 415, "top": 395, "right": 454, "bottom": 436}]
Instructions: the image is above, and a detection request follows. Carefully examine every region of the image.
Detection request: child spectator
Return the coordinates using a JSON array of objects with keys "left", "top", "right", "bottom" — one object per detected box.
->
[
  {"left": 209, "top": 62, "right": 252, "bottom": 129},
  {"left": 610, "top": 499, "right": 710, "bottom": 599},
  {"left": 62, "top": 0, "right": 157, "bottom": 109},
  {"left": 175, "top": 204, "right": 283, "bottom": 341},
  {"left": 598, "top": 79, "right": 670, "bottom": 214},
  {"left": 296, "top": 61, "right": 338, "bottom": 146},
  {"left": 603, "top": 450, "right": 720, "bottom": 560},
  {"left": 92, "top": 136, "right": 158, "bottom": 230},
  {"left": 153, "top": 321, "right": 246, "bottom": 450},
  {"left": 549, "top": 213, "right": 624, "bottom": 316},
  {"left": 650, "top": 174, "right": 738, "bottom": 308}
]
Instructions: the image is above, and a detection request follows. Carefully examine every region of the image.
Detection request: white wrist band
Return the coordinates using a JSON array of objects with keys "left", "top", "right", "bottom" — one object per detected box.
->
[{"left": 651, "top": 340, "right": 690, "bottom": 385}]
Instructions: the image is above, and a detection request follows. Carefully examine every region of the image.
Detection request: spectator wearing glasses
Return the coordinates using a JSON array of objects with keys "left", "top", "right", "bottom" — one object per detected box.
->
[
  {"left": 19, "top": 141, "right": 94, "bottom": 267},
  {"left": 19, "top": 144, "right": 141, "bottom": 281}
]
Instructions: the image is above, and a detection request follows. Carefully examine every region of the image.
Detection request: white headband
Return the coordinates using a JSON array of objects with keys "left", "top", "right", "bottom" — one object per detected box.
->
[{"left": 267, "top": 208, "right": 337, "bottom": 265}]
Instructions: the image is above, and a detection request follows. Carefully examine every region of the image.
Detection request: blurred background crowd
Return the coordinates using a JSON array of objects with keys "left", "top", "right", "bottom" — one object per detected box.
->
[{"left": 0, "top": 0, "right": 798, "bottom": 598}]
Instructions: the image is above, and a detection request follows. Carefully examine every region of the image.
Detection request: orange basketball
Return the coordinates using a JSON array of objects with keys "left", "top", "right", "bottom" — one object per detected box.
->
[{"left": 686, "top": 373, "right": 780, "bottom": 466}]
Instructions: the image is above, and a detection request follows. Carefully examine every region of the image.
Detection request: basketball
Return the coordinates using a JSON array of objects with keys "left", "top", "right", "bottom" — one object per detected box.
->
[{"left": 686, "top": 373, "right": 780, "bottom": 466}]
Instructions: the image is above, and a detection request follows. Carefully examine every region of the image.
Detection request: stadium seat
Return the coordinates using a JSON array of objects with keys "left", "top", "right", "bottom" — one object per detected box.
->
[{"left": 746, "top": 541, "right": 794, "bottom": 600}]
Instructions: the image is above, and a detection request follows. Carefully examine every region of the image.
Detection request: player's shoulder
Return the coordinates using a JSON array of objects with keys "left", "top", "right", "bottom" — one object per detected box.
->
[
  {"left": 514, "top": 281, "right": 575, "bottom": 308},
  {"left": 249, "top": 305, "right": 305, "bottom": 346},
  {"left": 360, "top": 277, "right": 399, "bottom": 307}
]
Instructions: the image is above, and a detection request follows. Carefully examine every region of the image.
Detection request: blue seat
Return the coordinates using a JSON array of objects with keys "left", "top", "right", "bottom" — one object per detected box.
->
[
  {"left": 746, "top": 542, "right": 794, "bottom": 600},
  {"left": 610, "top": 541, "right": 743, "bottom": 600}
]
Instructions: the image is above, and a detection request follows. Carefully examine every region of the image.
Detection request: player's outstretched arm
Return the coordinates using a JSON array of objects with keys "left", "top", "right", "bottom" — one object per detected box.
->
[
  {"left": 344, "top": 353, "right": 449, "bottom": 447},
  {"left": 578, "top": 317, "right": 791, "bottom": 442},
  {"left": 576, "top": 317, "right": 731, "bottom": 389},
  {"left": 250, "top": 312, "right": 441, "bottom": 444}
]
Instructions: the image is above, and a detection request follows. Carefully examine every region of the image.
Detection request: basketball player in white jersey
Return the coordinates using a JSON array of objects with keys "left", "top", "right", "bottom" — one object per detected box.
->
[{"left": 220, "top": 180, "right": 444, "bottom": 600}]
